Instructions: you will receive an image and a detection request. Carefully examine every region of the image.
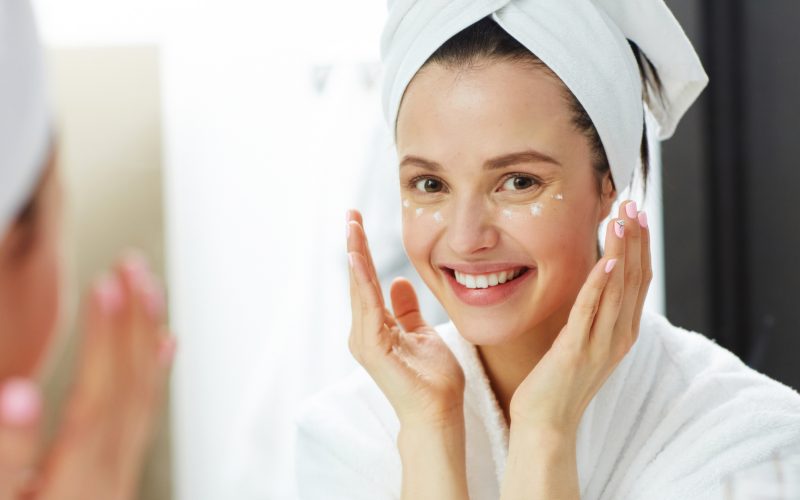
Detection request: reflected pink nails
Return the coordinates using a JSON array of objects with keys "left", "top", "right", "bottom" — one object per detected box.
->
[
  {"left": 143, "top": 282, "right": 165, "bottom": 319},
  {"left": 96, "top": 275, "right": 123, "bottom": 315},
  {"left": 605, "top": 258, "right": 618, "bottom": 274},
  {"left": 0, "top": 378, "right": 41, "bottom": 425}
]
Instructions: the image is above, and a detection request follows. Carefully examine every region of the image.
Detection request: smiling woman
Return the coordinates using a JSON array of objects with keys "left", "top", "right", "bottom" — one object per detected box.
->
[{"left": 295, "top": 2, "right": 800, "bottom": 500}]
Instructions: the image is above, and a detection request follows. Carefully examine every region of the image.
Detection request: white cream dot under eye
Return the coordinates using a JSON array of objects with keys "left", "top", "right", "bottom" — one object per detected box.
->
[
  {"left": 433, "top": 211, "right": 443, "bottom": 223},
  {"left": 553, "top": 193, "right": 564, "bottom": 201},
  {"left": 530, "top": 202, "right": 543, "bottom": 217},
  {"left": 502, "top": 208, "right": 514, "bottom": 219},
  {"left": 415, "top": 207, "right": 424, "bottom": 217},
  {"left": 402, "top": 198, "right": 410, "bottom": 208}
]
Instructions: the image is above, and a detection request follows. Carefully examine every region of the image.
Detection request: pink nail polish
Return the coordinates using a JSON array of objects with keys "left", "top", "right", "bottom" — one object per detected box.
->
[
  {"left": 143, "top": 282, "right": 165, "bottom": 319},
  {"left": 123, "top": 251, "right": 149, "bottom": 275},
  {"left": 96, "top": 275, "right": 123, "bottom": 315},
  {"left": 614, "top": 219, "right": 625, "bottom": 238},
  {"left": 0, "top": 378, "right": 41, "bottom": 425},
  {"left": 605, "top": 258, "right": 618, "bottom": 274},
  {"left": 638, "top": 211, "right": 648, "bottom": 228},
  {"left": 625, "top": 201, "right": 638, "bottom": 219}
]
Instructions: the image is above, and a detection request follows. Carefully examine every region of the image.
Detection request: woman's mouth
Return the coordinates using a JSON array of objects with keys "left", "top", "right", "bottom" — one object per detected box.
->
[{"left": 440, "top": 265, "right": 535, "bottom": 307}]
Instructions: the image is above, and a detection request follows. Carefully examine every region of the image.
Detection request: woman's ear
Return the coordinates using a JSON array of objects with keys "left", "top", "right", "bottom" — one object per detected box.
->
[{"left": 597, "top": 172, "right": 617, "bottom": 222}]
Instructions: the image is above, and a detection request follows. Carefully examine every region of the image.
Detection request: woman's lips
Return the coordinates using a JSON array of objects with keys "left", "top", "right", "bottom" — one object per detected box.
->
[{"left": 442, "top": 266, "right": 535, "bottom": 307}]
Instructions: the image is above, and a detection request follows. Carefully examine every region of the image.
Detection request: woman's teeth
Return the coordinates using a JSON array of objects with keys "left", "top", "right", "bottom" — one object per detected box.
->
[{"left": 454, "top": 268, "right": 526, "bottom": 289}]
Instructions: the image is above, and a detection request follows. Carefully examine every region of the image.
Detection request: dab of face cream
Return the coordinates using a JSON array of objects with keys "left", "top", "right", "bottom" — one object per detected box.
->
[
  {"left": 433, "top": 211, "right": 443, "bottom": 223},
  {"left": 530, "top": 202, "right": 543, "bottom": 217},
  {"left": 402, "top": 199, "right": 410, "bottom": 208},
  {"left": 415, "top": 207, "right": 424, "bottom": 217},
  {"left": 553, "top": 193, "right": 564, "bottom": 201},
  {"left": 502, "top": 208, "right": 514, "bottom": 219}
]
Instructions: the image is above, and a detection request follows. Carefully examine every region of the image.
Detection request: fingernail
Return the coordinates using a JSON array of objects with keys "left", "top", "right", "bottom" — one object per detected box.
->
[
  {"left": 614, "top": 219, "right": 625, "bottom": 239},
  {"left": 346, "top": 221, "right": 351, "bottom": 239},
  {"left": 605, "top": 258, "right": 618, "bottom": 274},
  {"left": 345, "top": 210, "right": 351, "bottom": 223},
  {"left": 625, "top": 201, "right": 638, "bottom": 219},
  {"left": 638, "top": 211, "right": 648, "bottom": 228},
  {"left": 122, "top": 253, "right": 152, "bottom": 291},
  {"left": 348, "top": 253, "right": 354, "bottom": 269},
  {"left": 143, "top": 281, "right": 165, "bottom": 319},
  {"left": 0, "top": 378, "right": 41, "bottom": 426},
  {"left": 123, "top": 251, "right": 149, "bottom": 275},
  {"left": 158, "top": 337, "right": 177, "bottom": 366},
  {"left": 96, "top": 275, "right": 123, "bottom": 315}
]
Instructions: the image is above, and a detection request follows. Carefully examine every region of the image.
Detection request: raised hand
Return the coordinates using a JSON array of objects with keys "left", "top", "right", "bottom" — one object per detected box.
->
[
  {"left": 5, "top": 254, "right": 175, "bottom": 500},
  {"left": 346, "top": 209, "right": 464, "bottom": 426},
  {"left": 509, "top": 199, "right": 651, "bottom": 434}
]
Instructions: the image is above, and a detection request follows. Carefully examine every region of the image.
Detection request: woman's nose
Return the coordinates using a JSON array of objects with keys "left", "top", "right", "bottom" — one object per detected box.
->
[{"left": 446, "top": 199, "right": 499, "bottom": 256}]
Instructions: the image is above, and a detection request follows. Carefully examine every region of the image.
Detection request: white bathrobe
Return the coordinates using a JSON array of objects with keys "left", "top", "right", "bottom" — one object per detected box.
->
[{"left": 295, "top": 311, "right": 800, "bottom": 499}]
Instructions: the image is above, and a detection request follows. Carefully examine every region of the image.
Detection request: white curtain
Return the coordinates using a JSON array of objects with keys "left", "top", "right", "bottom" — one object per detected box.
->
[{"left": 159, "top": 2, "right": 391, "bottom": 499}]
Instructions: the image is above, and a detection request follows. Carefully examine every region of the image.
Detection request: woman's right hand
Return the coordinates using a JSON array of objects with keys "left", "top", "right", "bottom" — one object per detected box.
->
[{"left": 346, "top": 209, "right": 465, "bottom": 427}]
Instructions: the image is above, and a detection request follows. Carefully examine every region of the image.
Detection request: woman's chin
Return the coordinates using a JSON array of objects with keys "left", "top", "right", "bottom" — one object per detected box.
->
[{"left": 448, "top": 312, "right": 529, "bottom": 347}]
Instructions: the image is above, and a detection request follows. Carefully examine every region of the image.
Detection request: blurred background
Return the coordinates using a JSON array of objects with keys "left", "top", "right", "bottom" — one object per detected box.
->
[{"left": 28, "top": 0, "right": 798, "bottom": 499}]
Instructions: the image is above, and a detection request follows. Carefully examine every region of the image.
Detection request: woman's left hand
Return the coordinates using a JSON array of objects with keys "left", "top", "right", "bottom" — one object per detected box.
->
[{"left": 509, "top": 199, "right": 651, "bottom": 435}]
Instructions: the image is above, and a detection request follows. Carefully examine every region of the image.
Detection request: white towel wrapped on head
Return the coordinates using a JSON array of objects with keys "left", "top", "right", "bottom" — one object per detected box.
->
[{"left": 380, "top": 0, "right": 709, "bottom": 192}]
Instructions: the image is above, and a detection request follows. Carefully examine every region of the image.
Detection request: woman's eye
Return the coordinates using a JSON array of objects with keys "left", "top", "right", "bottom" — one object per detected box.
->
[
  {"left": 414, "top": 177, "right": 444, "bottom": 193},
  {"left": 501, "top": 175, "right": 537, "bottom": 191}
]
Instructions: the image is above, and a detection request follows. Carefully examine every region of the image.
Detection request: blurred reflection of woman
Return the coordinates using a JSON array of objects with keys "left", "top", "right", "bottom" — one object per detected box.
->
[
  {"left": 296, "top": 1, "right": 800, "bottom": 499},
  {"left": 0, "top": 1, "right": 175, "bottom": 498}
]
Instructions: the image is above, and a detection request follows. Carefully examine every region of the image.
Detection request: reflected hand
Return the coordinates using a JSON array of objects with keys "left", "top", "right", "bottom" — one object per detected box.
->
[
  {"left": 0, "top": 254, "right": 176, "bottom": 500},
  {"left": 346, "top": 209, "right": 465, "bottom": 426}
]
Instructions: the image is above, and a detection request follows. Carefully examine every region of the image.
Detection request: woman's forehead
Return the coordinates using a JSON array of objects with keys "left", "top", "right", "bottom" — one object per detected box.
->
[{"left": 396, "top": 60, "right": 581, "bottom": 165}]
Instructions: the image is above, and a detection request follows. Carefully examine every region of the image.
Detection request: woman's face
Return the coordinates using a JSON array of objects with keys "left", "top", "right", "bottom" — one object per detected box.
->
[
  {"left": 397, "top": 60, "right": 615, "bottom": 345},
  {"left": 0, "top": 154, "right": 63, "bottom": 379}
]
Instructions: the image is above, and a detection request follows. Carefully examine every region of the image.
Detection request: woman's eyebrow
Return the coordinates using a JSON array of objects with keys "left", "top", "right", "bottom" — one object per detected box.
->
[
  {"left": 485, "top": 150, "right": 562, "bottom": 169},
  {"left": 399, "top": 155, "right": 442, "bottom": 171},
  {"left": 399, "top": 149, "right": 561, "bottom": 171}
]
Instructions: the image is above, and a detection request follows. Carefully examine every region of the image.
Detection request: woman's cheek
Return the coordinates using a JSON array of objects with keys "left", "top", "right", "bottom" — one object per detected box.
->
[{"left": 401, "top": 198, "right": 445, "bottom": 266}]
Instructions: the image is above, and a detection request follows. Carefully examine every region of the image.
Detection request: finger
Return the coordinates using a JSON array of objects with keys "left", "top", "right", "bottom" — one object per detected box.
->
[
  {"left": 389, "top": 278, "right": 428, "bottom": 332},
  {"left": 347, "top": 251, "right": 365, "bottom": 356},
  {"left": 562, "top": 256, "right": 614, "bottom": 349},
  {"left": 0, "top": 379, "right": 42, "bottom": 499},
  {"left": 115, "top": 252, "right": 161, "bottom": 375},
  {"left": 347, "top": 218, "right": 395, "bottom": 328},
  {"left": 615, "top": 201, "right": 643, "bottom": 343},
  {"left": 349, "top": 252, "right": 393, "bottom": 355},
  {"left": 590, "top": 217, "right": 627, "bottom": 352},
  {"left": 346, "top": 210, "right": 386, "bottom": 306},
  {"left": 70, "top": 274, "right": 123, "bottom": 417},
  {"left": 632, "top": 210, "right": 653, "bottom": 338}
]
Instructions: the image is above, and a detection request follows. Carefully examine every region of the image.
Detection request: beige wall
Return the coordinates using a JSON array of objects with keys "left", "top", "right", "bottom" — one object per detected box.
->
[{"left": 44, "top": 45, "right": 171, "bottom": 500}]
